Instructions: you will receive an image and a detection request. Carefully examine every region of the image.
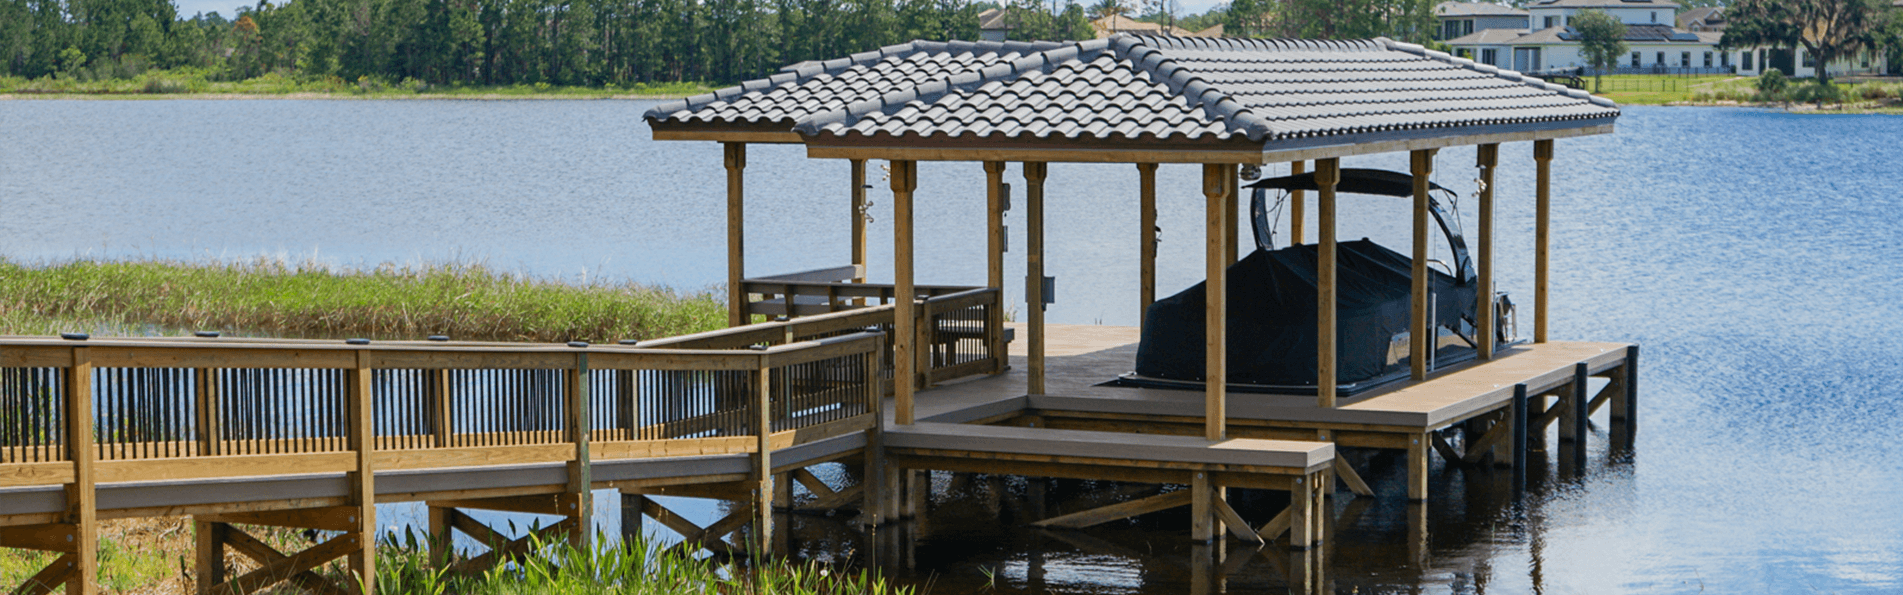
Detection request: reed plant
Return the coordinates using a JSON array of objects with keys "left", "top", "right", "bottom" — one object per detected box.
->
[{"left": 0, "top": 257, "right": 724, "bottom": 343}]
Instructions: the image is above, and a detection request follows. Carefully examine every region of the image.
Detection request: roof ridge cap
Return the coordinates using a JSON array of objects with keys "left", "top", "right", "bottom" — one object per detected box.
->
[
  {"left": 794, "top": 40, "right": 1107, "bottom": 138},
  {"left": 646, "top": 40, "right": 933, "bottom": 122},
  {"left": 1119, "top": 35, "right": 1278, "bottom": 141}
]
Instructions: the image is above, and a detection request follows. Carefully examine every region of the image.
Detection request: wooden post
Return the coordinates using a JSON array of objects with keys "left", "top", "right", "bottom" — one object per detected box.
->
[
  {"left": 66, "top": 347, "right": 96, "bottom": 595},
  {"left": 1190, "top": 472, "right": 1216, "bottom": 542},
  {"left": 852, "top": 159, "right": 869, "bottom": 287},
  {"left": 1410, "top": 149, "right": 1434, "bottom": 381},
  {"left": 892, "top": 160, "right": 918, "bottom": 423},
  {"left": 1289, "top": 161, "right": 1307, "bottom": 245},
  {"left": 1025, "top": 162, "right": 1048, "bottom": 396},
  {"left": 194, "top": 521, "right": 228, "bottom": 594},
  {"left": 567, "top": 354, "right": 593, "bottom": 550},
  {"left": 1406, "top": 433, "right": 1428, "bottom": 502},
  {"left": 194, "top": 368, "right": 220, "bottom": 456},
  {"left": 347, "top": 351, "right": 376, "bottom": 594},
  {"left": 1476, "top": 144, "right": 1498, "bottom": 359},
  {"left": 1534, "top": 139, "right": 1553, "bottom": 344},
  {"left": 752, "top": 360, "right": 774, "bottom": 548},
  {"left": 862, "top": 345, "right": 886, "bottom": 526},
  {"left": 1568, "top": 363, "right": 1589, "bottom": 470},
  {"left": 1223, "top": 164, "right": 1239, "bottom": 264},
  {"left": 1316, "top": 159, "right": 1341, "bottom": 409},
  {"left": 1612, "top": 345, "right": 1639, "bottom": 452},
  {"left": 1511, "top": 384, "right": 1529, "bottom": 493},
  {"left": 1138, "top": 162, "right": 1158, "bottom": 329},
  {"left": 1202, "top": 163, "right": 1227, "bottom": 441},
  {"left": 986, "top": 162, "right": 1009, "bottom": 374},
  {"left": 430, "top": 370, "right": 451, "bottom": 447},
  {"left": 1289, "top": 473, "right": 1311, "bottom": 549},
  {"left": 725, "top": 142, "right": 748, "bottom": 328}
]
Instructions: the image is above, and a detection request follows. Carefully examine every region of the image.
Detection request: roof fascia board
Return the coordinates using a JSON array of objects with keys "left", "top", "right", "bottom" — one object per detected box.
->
[
  {"left": 651, "top": 130, "right": 804, "bottom": 143},
  {"left": 802, "top": 120, "right": 1614, "bottom": 164}
]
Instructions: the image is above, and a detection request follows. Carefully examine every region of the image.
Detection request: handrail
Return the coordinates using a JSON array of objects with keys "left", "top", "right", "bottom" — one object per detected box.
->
[{"left": 0, "top": 332, "right": 885, "bottom": 488}]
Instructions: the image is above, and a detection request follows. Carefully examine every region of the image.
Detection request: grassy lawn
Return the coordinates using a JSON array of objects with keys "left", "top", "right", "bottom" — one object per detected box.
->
[{"left": 0, "top": 69, "right": 712, "bottom": 99}]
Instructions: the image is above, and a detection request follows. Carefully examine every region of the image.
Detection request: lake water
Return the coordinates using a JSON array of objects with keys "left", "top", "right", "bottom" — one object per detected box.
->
[{"left": 4, "top": 101, "right": 1901, "bottom": 593}]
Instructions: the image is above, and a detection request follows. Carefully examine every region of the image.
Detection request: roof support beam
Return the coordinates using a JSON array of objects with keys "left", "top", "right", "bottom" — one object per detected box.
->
[
  {"left": 1476, "top": 144, "right": 1499, "bottom": 359},
  {"left": 1316, "top": 159, "right": 1341, "bottom": 409},
  {"left": 892, "top": 159, "right": 918, "bottom": 424},
  {"left": 1289, "top": 161, "right": 1307, "bottom": 245},
  {"left": 1534, "top": 139, "right": 1554, "bottom": 344},
  {"left": 1138, "top": 163, "right": 1158, "bottom": 331},
  {"left": 1224, "top": 167, "right": 1240, "bottom": 264},
  {"left": 725, "top": 142, "right": 748, "bottom": 328},
  {"left": 1411, "top": 149, "right": 1436, "bottom": 381},
  {"left": 1024, "top": 162, "right": 1048, "bottom": 396},
  {"left": 1202, "top": 163, "right": 1230, "bottom": 441}
]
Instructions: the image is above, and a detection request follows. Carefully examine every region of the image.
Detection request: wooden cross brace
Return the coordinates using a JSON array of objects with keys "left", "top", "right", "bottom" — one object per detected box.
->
[
  {"left": 196, "top": 523, "right": 361, "bottom": 595},
  {"left": 2, "top": 523, "right": 81, "bottom": 595},
  {"left": 628, "top": 494, "right": 756, "bottom": 556},
  {"left": 788, "top": 467, "right": 865, "bottom": 513},
  {"left": 433, "top": 507, "right": 580, "bottom": 576}
]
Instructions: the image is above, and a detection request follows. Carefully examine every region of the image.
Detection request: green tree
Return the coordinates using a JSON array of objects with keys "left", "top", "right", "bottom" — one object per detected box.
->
[
  {"left": 1571, "top": 9, "right": 1624, "bottom": 92},
  {"left": 1725, "top": 0, "right": 1883, "bottom": 84}
]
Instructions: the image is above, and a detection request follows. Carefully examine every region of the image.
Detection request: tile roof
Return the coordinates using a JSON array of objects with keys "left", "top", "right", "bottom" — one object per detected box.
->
[
  {"left": 790, "top": 35, "right": 1617, "bottom": 149},
  {"left": 1556, "top": 23, "right": 1702, "bottom": 42},
  {"left": 1435, "top": 2, "right": 1528, "bottom": 17},
  {"left": 1447, "top": 28, "right": 1533, "bottom": 44},
  {"left": 1527, "top": 0, "right": 1677, "bottom": 7},
  {"left": 644, "top": 40, "right": 1069, "bottom": 128}
]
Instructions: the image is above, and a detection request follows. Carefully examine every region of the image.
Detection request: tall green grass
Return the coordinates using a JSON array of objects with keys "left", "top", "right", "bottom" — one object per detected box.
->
[
  {"left": 0, "top": 257, "right": 725, "bottom": 343},
  {"left": 374, "top": 530, "right": 910, "bottom": 595}
]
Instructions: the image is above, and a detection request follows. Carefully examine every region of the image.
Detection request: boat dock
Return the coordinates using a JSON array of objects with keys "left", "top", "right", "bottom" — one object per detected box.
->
[{"left": 4, "top": 35, "right": 1638, "bottom": 595}]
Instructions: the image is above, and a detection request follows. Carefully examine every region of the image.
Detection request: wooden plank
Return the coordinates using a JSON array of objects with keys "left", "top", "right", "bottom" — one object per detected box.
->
[
  {"left": 1289, "top": 472, "right": 1312, "bottom": 548},
  {"left": 1223, "top": 163, "right": 1239, "bottom": 265},
  {"left": 0, "top": 346, "right": 71, "bottom": 369},
  {"left": 1475, "top": 143, "right": 1498, "bottom": 359},
  {"left": 88, "top": 347, "right": 355, "bottom": 370},
  {"left": 1256, "top": 507, "right": 1293, "bottom": 541},
  {"left": 885, "top": 423, "right": 1330, "bottom": 469},
  {"left": 199, "top": 506, "right": 361, "bottom": 532},
  {"left": 1534, "top": 139, "right": 1554, "bottom": 343},
  {"left": 1032, "top": 490, "right": 1190, "bottom": 529},
  {"left": 726, "top": 141, "right": 748, "bottom": 328},
  {"left": 1203, "top": 163, "right": 1228, "bottom": 441},
  {"left": 195, "top": 369, "right": 220, "bottom": 457},
  {"left": 1316, "top": 159, "right": 1341, "bottom": 408},
  {"left": 64, "top": 347, "right": 95, "bottom": 595},
  {"left": 365, "top": 350, "right": 577, "bottom": 371},
  {"left": 638, "top": 498, "right": 732, "bottom": 554},
  {"left": 751, "top": 265, "right": 862, "bottom": 283},
  {"left": 0, "top": 524, "right": 77, "bottom": 553},
  {"left": 593, "top": 437, "right": 755, "bottom": 460},
  {"left": 651, "top": 130, "right": 801, "bottom": 143},
  {"left": 1025, "top": 161, "right": 1047, "bottom": 396},
  {"left": 1429, "top": 432, "right": 1464, "bottom": 467},
  {"left": 1410, "top": 149, "right": 1433, "bottom": 381},
  {"left": 0, "top": 463, "right": 76, "bottom": 488},
  {"left": 92, "top": 453, "right": 355, "bottom": 483},
  {"left": 894, "top": 159, "right": 918, "bottom": 423}
]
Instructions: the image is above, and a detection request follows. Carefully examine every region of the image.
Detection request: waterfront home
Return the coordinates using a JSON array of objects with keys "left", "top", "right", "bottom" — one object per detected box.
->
[
  {"left": 1445, "top": 0, "right": 1728, "bottom": 74},
  {"left": 1434, "top": 1, "right": 1528, "bottom": 41}
]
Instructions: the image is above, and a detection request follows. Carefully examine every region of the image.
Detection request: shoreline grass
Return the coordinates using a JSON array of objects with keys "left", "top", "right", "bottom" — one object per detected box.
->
[
  {"left": 0, "top": 257, "right": 725, "bottom": 343},
  {"left": 0, "top": 70, "right": 712, "bottom": 100}
]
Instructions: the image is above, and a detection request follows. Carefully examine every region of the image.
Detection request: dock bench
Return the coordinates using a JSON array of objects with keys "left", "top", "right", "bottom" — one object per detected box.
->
[{"left": 883, "top": 422, "right": 1333, "bottom": 546}]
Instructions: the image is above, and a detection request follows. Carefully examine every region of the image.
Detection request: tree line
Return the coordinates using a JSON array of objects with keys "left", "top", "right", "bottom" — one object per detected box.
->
[{"left": 0, "top": 0, "right": 1447, "bottom": 87}]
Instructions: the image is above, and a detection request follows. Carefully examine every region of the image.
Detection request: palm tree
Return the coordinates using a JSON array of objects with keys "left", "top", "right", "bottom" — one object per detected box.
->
[{"left": 1090, "top": 0, "right": 1130, "bottom": 21}]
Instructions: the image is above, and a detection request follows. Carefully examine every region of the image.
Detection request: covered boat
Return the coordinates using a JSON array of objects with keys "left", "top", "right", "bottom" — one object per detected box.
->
[{"left": 1128, "top": 168, "right": 1513, "bottom": 395}]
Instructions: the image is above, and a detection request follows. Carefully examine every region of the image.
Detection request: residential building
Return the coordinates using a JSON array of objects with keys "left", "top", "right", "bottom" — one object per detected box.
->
[
  {"left": 1676, "top": 6, "right": 1723, "bottom": 32},
  {"left": 979, "top": 8, "right": 1012, "bottom": 41},
  {"left": 1434, "top": 2, "right": 1527, "bottom": 41},
  {"left": 1090, "top": 14, "right": 1223, "bottom": 38},
  {"left": 1446, "top": 0, "right": 1723, "bottom": 73}
]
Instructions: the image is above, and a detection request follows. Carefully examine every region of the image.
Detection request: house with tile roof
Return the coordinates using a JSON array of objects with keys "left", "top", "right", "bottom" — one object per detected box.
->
[
  {"left": 1434, "top": 2, "right": 1528, "bottom": 41},
  {"left": 1090, "top": 14, "right": 1224, "bottom": 38},
  {"left": 1675, "top": 6, "right": 1723, "bottom": 32},
  {"left": 1446, "top": 0, "right": 1733, "bottom": 74}
]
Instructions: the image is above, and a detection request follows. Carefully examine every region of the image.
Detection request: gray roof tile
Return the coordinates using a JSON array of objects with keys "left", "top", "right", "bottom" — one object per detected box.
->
[{"left": 649, "top": 34, "right": 1618, "bottom": 150}]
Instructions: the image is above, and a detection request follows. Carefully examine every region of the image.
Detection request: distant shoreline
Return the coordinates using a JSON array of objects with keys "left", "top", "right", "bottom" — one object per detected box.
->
[{"left": 0, "top": 91, "right": 697, "bottom": 100}]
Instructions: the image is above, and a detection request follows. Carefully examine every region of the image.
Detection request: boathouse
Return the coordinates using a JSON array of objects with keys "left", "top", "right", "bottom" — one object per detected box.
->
[{"left": 0, "top": 35, "right": 1638, "bottom": 595}]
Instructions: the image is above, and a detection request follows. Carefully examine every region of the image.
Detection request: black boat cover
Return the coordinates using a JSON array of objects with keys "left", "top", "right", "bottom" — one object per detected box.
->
[{"left": 1133, "top": 168, "right": 1476, "bottom": 389}]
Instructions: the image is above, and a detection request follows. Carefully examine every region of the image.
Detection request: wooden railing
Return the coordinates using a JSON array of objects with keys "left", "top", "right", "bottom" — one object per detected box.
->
[
  {"left": 650, "top": 284, "right": 1006, "bottom": 392},
  {"left": 0, "top": 332, "right": 883, "bottom": 488},
  {"left": 741, "top": 266, "right": 978, "bottom": 318}
]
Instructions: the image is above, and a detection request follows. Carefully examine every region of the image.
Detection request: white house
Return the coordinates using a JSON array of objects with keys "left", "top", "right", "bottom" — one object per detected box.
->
[
  {"left": 1446, "top": 0, "right": 1724, "bottom": 73},
  {"left": 1434, "top": 2, "right": 1527, "bottom": 41}
]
